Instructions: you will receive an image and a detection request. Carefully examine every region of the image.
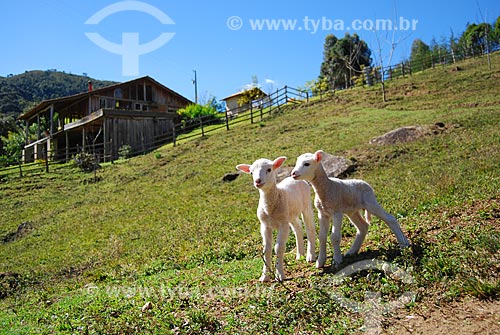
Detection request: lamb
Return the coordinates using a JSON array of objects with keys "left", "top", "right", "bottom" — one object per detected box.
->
[
  {"left": 291, "top": 150, "right": 410, "bottom": 268},
  {"left": 236, "top": 156, "right": 316, "bottom": 282}
]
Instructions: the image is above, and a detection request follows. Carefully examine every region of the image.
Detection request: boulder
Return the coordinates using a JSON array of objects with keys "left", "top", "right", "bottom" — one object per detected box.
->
[
  {"left": 369, "top": 123, "right": 450, "bottom": 146},
  {"left": 276, "top": 152, "right": 356, "bottom": 182}
]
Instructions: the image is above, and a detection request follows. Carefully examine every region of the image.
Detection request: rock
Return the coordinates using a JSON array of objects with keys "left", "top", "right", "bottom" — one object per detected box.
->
[
  {"left": 320, "top": 152, "right": 357, "bottom": 178},
  {"left": 369, "top": 124, "right": 453, "bottom": 146},
  {"left": 369, "top": 126, "right": 428, "bottom": 145}
]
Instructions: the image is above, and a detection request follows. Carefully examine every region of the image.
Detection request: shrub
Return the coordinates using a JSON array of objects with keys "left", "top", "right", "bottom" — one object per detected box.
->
[
  {"left": 118, "top": 145, "right": 132, "bottom": 160},
  {"left": 177, "top": 103, "right": 219, "bottom": 120},
  {"left": 74, "top": 152, "right": 99, "bottom": 172}
]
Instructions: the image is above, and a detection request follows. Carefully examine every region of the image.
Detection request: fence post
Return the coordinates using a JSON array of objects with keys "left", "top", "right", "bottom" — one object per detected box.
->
[
  {"left": 225, "top": 110, "right": 230, "bottom": 131},
  {"left": 250, "top": 103, "right": 254, "bottom": 124},
  {"left": 44, "top": 145, "right": 49, "bottom": 173},
  {"left": 173, "top": 126, "right": 176, "bottom": 147},
  {"left": 199, "top": 116, "right": 205, "bottom": 137}
]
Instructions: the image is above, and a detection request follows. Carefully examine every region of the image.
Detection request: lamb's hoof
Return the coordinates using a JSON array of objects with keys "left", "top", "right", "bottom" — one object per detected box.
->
[
  {"left": 316, "top": 259, "right": 326, "bottom": 268},
  {"left": 275, "top": 273, "right": 286, "bottom": 282},
  {"left": 259, "top": 274, "right": 271, "bottom": 282},
  {"left": 306, "top": 253, "right": 316, "bottom": 263}
]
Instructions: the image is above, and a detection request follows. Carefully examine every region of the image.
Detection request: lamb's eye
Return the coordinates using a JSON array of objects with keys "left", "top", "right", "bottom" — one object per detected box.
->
[{"left": 304, "top": 163, "right": 310, "bottom": 167}]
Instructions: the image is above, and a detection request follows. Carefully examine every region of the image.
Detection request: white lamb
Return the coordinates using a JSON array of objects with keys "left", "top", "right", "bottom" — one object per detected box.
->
[
  {"left": 291, "top": 150, "right": 410, "bottom": 268},
  {"left": 236, "top": 156, "right": 316, "bottom": 282}
]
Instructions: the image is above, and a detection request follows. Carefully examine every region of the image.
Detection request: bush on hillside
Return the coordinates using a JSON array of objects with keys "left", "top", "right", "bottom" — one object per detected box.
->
[{"left": 177, "top": 103, "right": 222, "bottom": 128}]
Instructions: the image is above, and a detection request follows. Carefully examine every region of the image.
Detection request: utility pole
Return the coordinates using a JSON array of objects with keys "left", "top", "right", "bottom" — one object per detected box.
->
[{"left": 192, "top": 70, "right": 198, "bottom": 104}]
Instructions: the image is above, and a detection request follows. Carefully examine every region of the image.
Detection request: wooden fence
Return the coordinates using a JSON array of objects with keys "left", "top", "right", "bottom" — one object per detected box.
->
[
  {"left": 0, "top": 86, "right": 309, "bottom": 179},
  {"left": 2, "top": 49, "right": 497, "bottom": 179}
]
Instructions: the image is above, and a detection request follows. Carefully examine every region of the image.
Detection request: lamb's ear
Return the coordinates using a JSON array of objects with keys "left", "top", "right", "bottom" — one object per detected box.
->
[
  {"left": 236, "top": 164, "right": 251, "bottom": 174},
  {"left": 314, "top": 150, "right": 324, "bottom": 162},
  {"left": 273, "top": 156, "right": 287, "bottom": 170}
]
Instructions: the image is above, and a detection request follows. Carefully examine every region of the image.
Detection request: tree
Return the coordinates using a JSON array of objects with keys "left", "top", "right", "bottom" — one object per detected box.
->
[
  {"left": 320, "top": 33, "right": 371, "bottom": 90},
  {"left": 410, "top": 39, "right": 432, "bottom": 72},
  {"left": 237, "top": 87, "right": 266, "bottom": 107},
  {"left": 493, "top": 16, "right": 500, "bottom": 48},
  {"left": 459, "top": 22, "right": 493, "bottom": 57},
  {"left": 430, "top": 37, "right": 451, "bottom": 67}
]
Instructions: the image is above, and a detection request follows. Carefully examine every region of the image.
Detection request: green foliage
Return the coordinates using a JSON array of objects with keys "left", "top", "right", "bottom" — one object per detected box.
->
[
  {"left": 459, "top": 22, "right": 495, "bottom": 56},
  {"left": 0, "top": 130, "right": 25, "bottom": 166},
  {"left": 177, "top": 103, "right": 219, "bottom": 120},
  {"left": 302, "top": 77, "right": 330, "bottom": 96},
  {"left": 237, "top": 87, "right": 266, "bottom": 107},
  {"left": 73, "top": 151, "right": 99, "bottom": 172},
  {"left": 0, "top": 120, "right": 51, "bottom": 166},
  {"left": 117, "top": 144, "right": 132, "bottom": 160},
  {"left": 410, "top": 39, "right": 432, "bottom": 72},
  {"left": 0, "top": 70, "right": 116, "bottom": 120},
  {"left": 320, "top": 33, "right": 372, "bottom": 89}
]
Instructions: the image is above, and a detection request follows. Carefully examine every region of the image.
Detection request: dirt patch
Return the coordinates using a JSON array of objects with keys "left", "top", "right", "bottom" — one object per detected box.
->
[
  {"left": 385, "top": 297, "right": 500, "bottom": 334},
  {"left": 369, "top": 123, "right": 457, "bottom": 146}
]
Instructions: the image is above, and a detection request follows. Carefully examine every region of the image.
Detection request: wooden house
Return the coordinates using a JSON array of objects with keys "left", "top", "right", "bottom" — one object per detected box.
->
[
  {"left": 18, "top": 76, "right": 191, "bottom": 162},
  {"left": 222, "top": 88, "right": 269, "bottom": 117}
]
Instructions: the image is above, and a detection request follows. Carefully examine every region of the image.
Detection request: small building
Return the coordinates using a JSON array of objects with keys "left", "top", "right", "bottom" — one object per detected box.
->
[
  {"left": 222, "top": 88, "right": 269, "bottom": 117},
  {"left": 18, "top": 76, "right": 191, "bottom": 162}
]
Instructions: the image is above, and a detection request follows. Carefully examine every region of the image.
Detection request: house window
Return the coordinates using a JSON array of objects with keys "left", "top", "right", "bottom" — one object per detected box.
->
[
  {"left": 114, "top": 88, "right": 123, "bottom": 98},
  {"left": 145, "top": 85, "right": 153, "bottom": 101},
  {"left": 138, "top": 85, "right": 144, "bottom": 101}
]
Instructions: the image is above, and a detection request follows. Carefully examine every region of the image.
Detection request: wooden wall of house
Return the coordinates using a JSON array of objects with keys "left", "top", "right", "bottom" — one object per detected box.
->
[{"left": 105, "top": 117, "right": 174, "bottom": 159}]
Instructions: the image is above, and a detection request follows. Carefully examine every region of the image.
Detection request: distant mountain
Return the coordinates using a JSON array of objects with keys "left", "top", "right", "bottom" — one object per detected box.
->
[{"left": 0, "top": 70, "right": 117, "bottom": 119}]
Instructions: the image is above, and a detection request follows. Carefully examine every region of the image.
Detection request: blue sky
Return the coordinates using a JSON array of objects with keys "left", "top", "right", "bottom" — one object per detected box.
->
[{"left": 1, "top": 0, "right": 499, "bottom": 102}]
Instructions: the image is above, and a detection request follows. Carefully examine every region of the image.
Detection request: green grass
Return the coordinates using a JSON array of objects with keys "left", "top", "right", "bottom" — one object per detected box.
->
[{"left": 1, "top": 53, "right": 499, "bottom": 334}]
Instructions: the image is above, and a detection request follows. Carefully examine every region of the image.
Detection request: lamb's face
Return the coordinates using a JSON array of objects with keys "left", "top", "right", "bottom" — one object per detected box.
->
[
  {"left": 291, "top": 152, "right": 320, "bottom": 181},
  {"left": 248, "top": 159, "right": 275, "bottom": 189},
  {"left": 236, "top": 156, "right": 287, "bottom": 190}
]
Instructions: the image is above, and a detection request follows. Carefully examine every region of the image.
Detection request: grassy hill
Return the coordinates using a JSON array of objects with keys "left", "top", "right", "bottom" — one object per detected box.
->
[{"left": 0, "top": 54, "right": 499, "bottom": 334}]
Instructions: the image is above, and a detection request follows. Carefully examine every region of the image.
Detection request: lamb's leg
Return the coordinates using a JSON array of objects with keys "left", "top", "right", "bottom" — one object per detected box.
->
[
  {"left": 260, "top": 224, "right": 273, "bottom": 282},
  {"left": 302, "top": 207, "right": 317, "bottom": 262},
  {"left": 331, "top": 212, "right": 344, "bottom": 267},
  {"left": 275, "top": 224, "right": 290, "bottom": 281},
  {"left": 289, "top": 218, "right": 304, "bottom": 260},
  {"left": 345, "top": 211, "right": 369, "bottom": 256},
  {"left": 366, "top": 202, "right": 410, "bottom": 248},
  {"left": 316, "top": 212, "right": 330, "bottom": 268}
]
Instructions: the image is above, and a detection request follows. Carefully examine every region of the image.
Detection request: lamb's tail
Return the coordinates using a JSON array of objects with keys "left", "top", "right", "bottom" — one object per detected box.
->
[{"left": 364, "top": 210, "right": 372, "bottom": 224}]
